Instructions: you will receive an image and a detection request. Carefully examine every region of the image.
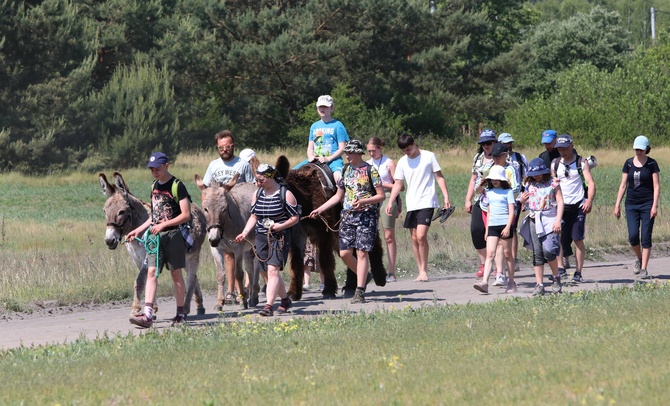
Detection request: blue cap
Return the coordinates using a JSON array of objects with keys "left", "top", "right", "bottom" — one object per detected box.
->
[
  {"left": 541, "top": 130, "right": 557, "bottom": 144},
  {"left": 498, "top": 133, "right": 514, "bottom": 143},
  {"left": 633, "top": 135, "right": 649, "bottom": 150},
  {"left": 478, "top": 129, "right": 496, "bottom": 144},
  {"left": 555, "top": 134, "right": 573, "bottom": 148},
  {"left": 146, "top": 152, "right": 168, "bottom": 168}
]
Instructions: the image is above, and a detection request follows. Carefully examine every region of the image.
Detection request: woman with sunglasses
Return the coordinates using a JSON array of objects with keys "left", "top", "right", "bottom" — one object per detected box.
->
[
  {"left": 465, "top": 129, "right": 497, "bottom": 278},
  {"left": 613, "top": 136, "right": 660, "bottom": 279}
]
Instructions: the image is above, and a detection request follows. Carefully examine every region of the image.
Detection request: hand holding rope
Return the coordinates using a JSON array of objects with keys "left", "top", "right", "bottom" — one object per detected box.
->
[{"left": 124, "top": 229, "right": 161, "bottom": 277}]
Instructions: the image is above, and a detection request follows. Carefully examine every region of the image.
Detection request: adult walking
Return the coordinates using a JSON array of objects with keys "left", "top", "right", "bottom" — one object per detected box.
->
[
  {"left": 614, "top": 135, "right": 660, "bottom": 278},
  {"left": 465, "top": 130, "right": 496, "bottom": 277},
  {"left": 198, "top": 130, "right": 255, "bottom": 305},
  {"left": 387, "top": 133, "right": 451, "bottom": 282},
  {"left": 499, "top": 132, "right": 528, "bottom": 272},
  {"left": 234, "top": 164, "right": 300, "bottom": 316},
  {"left": 551, "top": 134, "right": 596, "bottom": 283},
  {"left": 367, "top": 137, "right": 403, "bottom": 282}
]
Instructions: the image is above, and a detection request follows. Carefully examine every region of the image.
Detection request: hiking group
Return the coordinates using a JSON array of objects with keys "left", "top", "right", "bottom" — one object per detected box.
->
[{"left": 123, "top": 93, "right": 660, "bottom": 326}]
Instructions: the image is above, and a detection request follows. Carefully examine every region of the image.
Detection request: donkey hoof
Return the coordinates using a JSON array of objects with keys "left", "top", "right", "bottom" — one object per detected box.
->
[
  {"left": 322, "top": 292, "right": 337, "bottom": 300},
  {"left": 197, "top": 307, "right": 206, "bottom": 315},
  {"left": 214, "top": 305, "right": 223, "bottom": 313},
  {"left": 248, "top": 297, "right": 259, "bottom": 308}
]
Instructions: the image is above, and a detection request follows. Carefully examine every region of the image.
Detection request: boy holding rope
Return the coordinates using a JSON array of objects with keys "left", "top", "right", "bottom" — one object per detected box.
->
[
  {"left": 310, "top": 140, "right": 385, "bottom": 304},
  {"left": 126, "top": 152, "right": 192, "bottom": 328}
]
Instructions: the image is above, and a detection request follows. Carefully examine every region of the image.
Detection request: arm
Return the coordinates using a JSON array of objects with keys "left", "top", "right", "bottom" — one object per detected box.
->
[
  {"left": 307, "top": 140, "right": 316, "bottom": 162},
  {"left": 320, "top": 141, "right": 345, "bottom": 164},
  {"left": 651, "top": 172, "right": 660, "bottom": 218},
  {"left": 310, "top": 187, "right": 345, "bottom": 217},
  {"left": 235, "top": 192, "right": 259, "bottom": 242},
  {"left": 434, "top": 170, "right": 451, "bottom": 208},
  {"left": 465, "top": 173, "right": 477, "bottom": 214},
  {"left": 553, "top": 186, "right": 564, "bottom": 234},
  {"left": 126, "top": 217, "right": 153, "bottom": 241},
  {"left": 581, "top": 161, "right": 596, "bottom": 214},
  {"left": 352, "top": 185, "right": 386, "bottom": 210},
  {"left": 613, "top": 172, "right": 628, "bottom": 219},
  {"left": 501, "top": 202, "right": 515, "bottom": 238},
  {"left": 386, "top": 179, "right": 404, "bottom": 216},
  {"left": 270, "top": 190, "right": 300, "bottom": 232},
  {"left": 385, "top": 159, "right": 403, "bottom": 191}
]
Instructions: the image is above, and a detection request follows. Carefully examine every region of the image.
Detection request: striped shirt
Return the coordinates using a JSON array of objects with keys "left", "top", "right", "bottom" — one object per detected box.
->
[{"left": 251, "top": 187, "right": 299, "bottom": 235}]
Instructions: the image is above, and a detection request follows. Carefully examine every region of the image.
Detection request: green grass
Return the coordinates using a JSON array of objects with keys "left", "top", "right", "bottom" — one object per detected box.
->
[
  {"left": 2, "top": 283, "right": 669, "bottom": 404},
  {"left": 1, "top": 147, "right": 669, "bottom": 312}
]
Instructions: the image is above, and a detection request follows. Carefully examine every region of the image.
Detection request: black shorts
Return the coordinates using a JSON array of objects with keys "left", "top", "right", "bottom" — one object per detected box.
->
[
  {"left": 147, "top": 229, "right": 186, "bottom": 274},
  {"left": 487, "top": 224, "right": 513, "bottom": 240},
  {"left": 403, "top": 208, "right": 434, "bottom": 229},
  {"left": 256, "top": 232, "right": 291, "bottom": 269}
]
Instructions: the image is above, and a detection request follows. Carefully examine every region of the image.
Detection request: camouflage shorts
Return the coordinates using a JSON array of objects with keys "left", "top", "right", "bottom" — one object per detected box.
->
[{"left": 339, "top": 209, "right": 378, "bottom": 252}]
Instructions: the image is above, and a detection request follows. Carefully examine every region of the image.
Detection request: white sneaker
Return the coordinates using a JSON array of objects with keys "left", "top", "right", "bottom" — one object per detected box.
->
[
  {"left": 302, "top": 284, "right": 310, "bottom": 292},
  {"left": 493, "top": 273, "right": 508, "bottom": 287}
]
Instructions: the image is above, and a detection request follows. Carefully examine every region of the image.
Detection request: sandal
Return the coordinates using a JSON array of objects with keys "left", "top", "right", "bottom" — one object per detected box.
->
[
  {"left": 431, "top": 207, "right": 446, "bottom": 221},
  {"left": 276, "top": 297, "right": 292, "bottom": 314},
  {"left": 259, "top": 304, "right": 274, "bottom": 317},
  {"left": 440, "top": 206, "right": 456, "bottom": 223},
  {"left": 223, "top": 291, "right": 239, "bottom": 306}
]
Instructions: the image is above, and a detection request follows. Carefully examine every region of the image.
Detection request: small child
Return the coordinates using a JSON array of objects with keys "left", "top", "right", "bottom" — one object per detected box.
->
[
  {"left": 518, "top": 158, "right": 564, "bottom": 295},
  {"left": 473, "top": 165, "right": 516, "bottom": 294}
]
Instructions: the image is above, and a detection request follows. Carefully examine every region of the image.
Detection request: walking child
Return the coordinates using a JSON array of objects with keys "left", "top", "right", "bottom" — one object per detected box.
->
[
  {"left": 126, "top": 152, "right": 192, "bottom": 328},
  {"left": 473, "top": 165, "right": 517, "bottom": 294}
]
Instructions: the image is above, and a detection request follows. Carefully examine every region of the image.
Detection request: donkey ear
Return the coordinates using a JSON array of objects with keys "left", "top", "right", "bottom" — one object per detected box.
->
[
  {"left": 194, "top": 174, "right": 207, "bottom": 191},
  {"left": 99, "top": 173, "right": 115, "bottom": 197},
  {"left": 224, "top": 172, "right": 240, "bottom": 190},
  {"left": 112, "top": 172, "right": 130, "bottom": 195}
]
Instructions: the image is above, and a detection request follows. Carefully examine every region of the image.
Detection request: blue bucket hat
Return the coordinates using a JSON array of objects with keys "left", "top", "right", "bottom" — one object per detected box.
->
[
  {"left": 541, "top": 130, "right": 557, "bottom": 144},
  {"left": 478, "top": 129, "right": 496, "bottom": 144},
  {"left": 526, "top": 158, "right": 550, "bottom": 177}
]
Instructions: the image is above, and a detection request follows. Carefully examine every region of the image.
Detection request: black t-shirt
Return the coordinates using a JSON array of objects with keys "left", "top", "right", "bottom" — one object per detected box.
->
[
  {"left": 623, "top": 157, "right": 660, "bottom": 206},
  {"left": 151, "top": 177, "right": 191, "bottom": 226},
  {"left": 539, "top": 149, "right": 560, "bottom": 169}
]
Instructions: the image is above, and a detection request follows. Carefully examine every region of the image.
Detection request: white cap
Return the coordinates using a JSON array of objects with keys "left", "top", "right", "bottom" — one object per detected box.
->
[
  {"left": 316, "top": 95, "right": 334, "bottom": 107},
  {"left": 239, "top": 148, "right": 256, "bottom": 162},
  {"left": 633, "top": 135, "right": 649, "bottom": 150}
]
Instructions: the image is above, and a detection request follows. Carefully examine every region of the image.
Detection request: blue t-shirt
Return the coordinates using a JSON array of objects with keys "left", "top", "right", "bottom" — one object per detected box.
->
[
  {"left": 485, "top": 188, "right": 515, "bottom": 227},
  {"left": 309, "top": 119, "right": 349, "bottom": 164}
]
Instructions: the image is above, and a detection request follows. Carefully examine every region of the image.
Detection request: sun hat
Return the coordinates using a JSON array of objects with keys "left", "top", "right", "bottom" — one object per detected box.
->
[
  {"left": 478, "top": 129, "right": 496, "bottom": 144},
  {"left": 343, "top": 139, "right": 365, "bottom": 154},
  {"left": 239, "top": 148, "right": 256, "bottom": 162},
  {"left": 498, "top": 133, "right": 514, "bottom": 143},
  {"left": 316, "top": 95, "right": 334, "bottom": 107},
  {"left": 146, "top": 152, "right": 168, "bottom": 168},
  {"left": 541, "top": 130, "right": 557, "bottom": 144},
  {"left": 486, "top": 165, "right": 508, "bottom": 182},
  {"left": 633, "top": 135, "right": 650, "bottom": 150},
  {"left": 526, "top": 158, "right": 550, "bottom": 177},
  {"left": 491, "top": 143, "right": 509, "bottom": 157},
  {"left": 555, "top": 134, "right": 573, "bottom": 148}
]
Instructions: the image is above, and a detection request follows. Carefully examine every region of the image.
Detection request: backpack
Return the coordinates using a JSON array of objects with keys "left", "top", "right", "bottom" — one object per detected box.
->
[
  {"left": 552, "top": 155, "right": 588, "bottom": 199},
  {"left": 152, "top": 178, "right": 195, "bottom": 252}
]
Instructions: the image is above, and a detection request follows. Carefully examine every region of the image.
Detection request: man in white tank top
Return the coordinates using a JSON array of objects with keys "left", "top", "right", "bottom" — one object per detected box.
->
[{"left": 551, "top": 134, "right": 596, "bottom": 284}]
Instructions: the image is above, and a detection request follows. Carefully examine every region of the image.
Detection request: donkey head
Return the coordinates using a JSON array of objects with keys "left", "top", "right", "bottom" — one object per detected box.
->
[
  {"left": 195, "top": 173, "right": 239, "bottom": 247},
  {"left": 99, "top": 172, "right": 147, "bottom": 249}
]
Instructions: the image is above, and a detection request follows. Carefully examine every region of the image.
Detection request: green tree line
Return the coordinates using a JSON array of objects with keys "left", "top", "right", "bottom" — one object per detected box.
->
[{"left": 0, "top": 0, "right": 667, "bottom": 172}]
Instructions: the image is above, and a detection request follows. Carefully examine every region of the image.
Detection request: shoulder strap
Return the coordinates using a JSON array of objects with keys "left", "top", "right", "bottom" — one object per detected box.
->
[
  {"left": 171, "top": 179, "right": 180, "bottom": 204},
  {"left": 552, "top": 157, "right": 560, "bottom": 174},
  {"left": 514, "top": 152, "right": 525, "bottom": 178}
]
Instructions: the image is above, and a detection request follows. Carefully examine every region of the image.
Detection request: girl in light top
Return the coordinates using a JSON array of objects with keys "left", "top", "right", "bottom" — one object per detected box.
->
[
  {"left": 473, "top": 165, "right": 516, "bottom": 294},
  {"left": 518, "top": 158, "right": 564, "bottom": 296},
  {"left": 366, "top": 137, "right": 403, "bottom": 282}
]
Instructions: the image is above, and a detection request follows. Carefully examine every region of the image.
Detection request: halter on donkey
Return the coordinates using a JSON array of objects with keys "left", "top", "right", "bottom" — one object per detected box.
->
[{"left": 99, "top": 172, "right": 207, "bottom": 316}]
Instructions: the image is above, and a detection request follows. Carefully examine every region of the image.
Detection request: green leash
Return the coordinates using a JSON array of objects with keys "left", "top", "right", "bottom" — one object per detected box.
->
[{"left": 135, "top": 230, "right": 161, "bottom": 278}]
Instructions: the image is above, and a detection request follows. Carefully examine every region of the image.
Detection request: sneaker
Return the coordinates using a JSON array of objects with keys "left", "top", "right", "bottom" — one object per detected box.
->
[
  {"left": 551, "top": 276, "right": 562, "bottom": 293},
  {"left": 351, "top": 288, "right": 366, "bottom": 304},
  {"left": 302, "top": 284, "right": 310, "bottom": 292},
  {"left": 319, "top": 283, "right": 325, "bottom": 291},
  {"left": 633, "top": 259, "right": 642, "bottom": 275},
  {"left": 259, "top": 304, "right": 273, "bottom": 316},
  {"left": 475, "top": 264, "right": 485, "bottom": 278},
  {"left": 532, "top": 284, "right": 546, "bottom": 296},
  {"left": 473, "top": 281, "right": 489, "bottom": 294},
  {"left": 129, "top": 314, "right": 153, "bottom": 328},
  {"left": 505, "top": 281, "right": 517, "bottom": 293},
  {"left": 386, "top": 274, "right": 397, "bottom": 282},
  {"left": 548, "top": 268, "right": 568, "bottom": 282},
  {"left": 563, "top": 256, "right": 571, "bottom": 270},
  {"left": 493, "top": 273, "right": 508, "bottom": 287},
  {"left": 571, "top": 271, "right": 583, "bottom": 283},
  {"left": 276, "top": 297, "right": 292, "bottom": 314},
  {"left": 637, "top": 269, "right": 650, "bottom": 279},
  {"left": 171, "top": 314, "right": 187, "bottom": 327}
]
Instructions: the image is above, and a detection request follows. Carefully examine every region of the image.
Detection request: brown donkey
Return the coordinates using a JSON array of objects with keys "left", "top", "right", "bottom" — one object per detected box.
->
[{"left": 99, "top": 172, "right": 207, "bottom": 316}]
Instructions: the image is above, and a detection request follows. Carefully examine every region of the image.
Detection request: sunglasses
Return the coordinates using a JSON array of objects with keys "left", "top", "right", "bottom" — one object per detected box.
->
[
  {"left": 217, "top": 144, "right": 234, "bottom": 151},
  {"left": 563, "top": 165, "right": 570, "bottom": 179}
]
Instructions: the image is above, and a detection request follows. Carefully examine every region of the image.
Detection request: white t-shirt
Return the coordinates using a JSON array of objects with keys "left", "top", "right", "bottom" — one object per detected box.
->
[
  {"left": 555, "top": 157, "right": 586, "bottom": 206},
  {"left": 202, "top": 156, "right": 255, "bottom": 186},
  {"left": 394, "top": 150, "right": 441, "bottom": 212},
  {"left": 367, "top": 155, "right": 393, "bottom": 191}
]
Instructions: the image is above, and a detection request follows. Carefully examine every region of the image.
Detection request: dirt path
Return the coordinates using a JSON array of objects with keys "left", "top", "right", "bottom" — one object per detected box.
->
[{"left": 2, "top": 257, "right": 666, "bottom": 350}]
